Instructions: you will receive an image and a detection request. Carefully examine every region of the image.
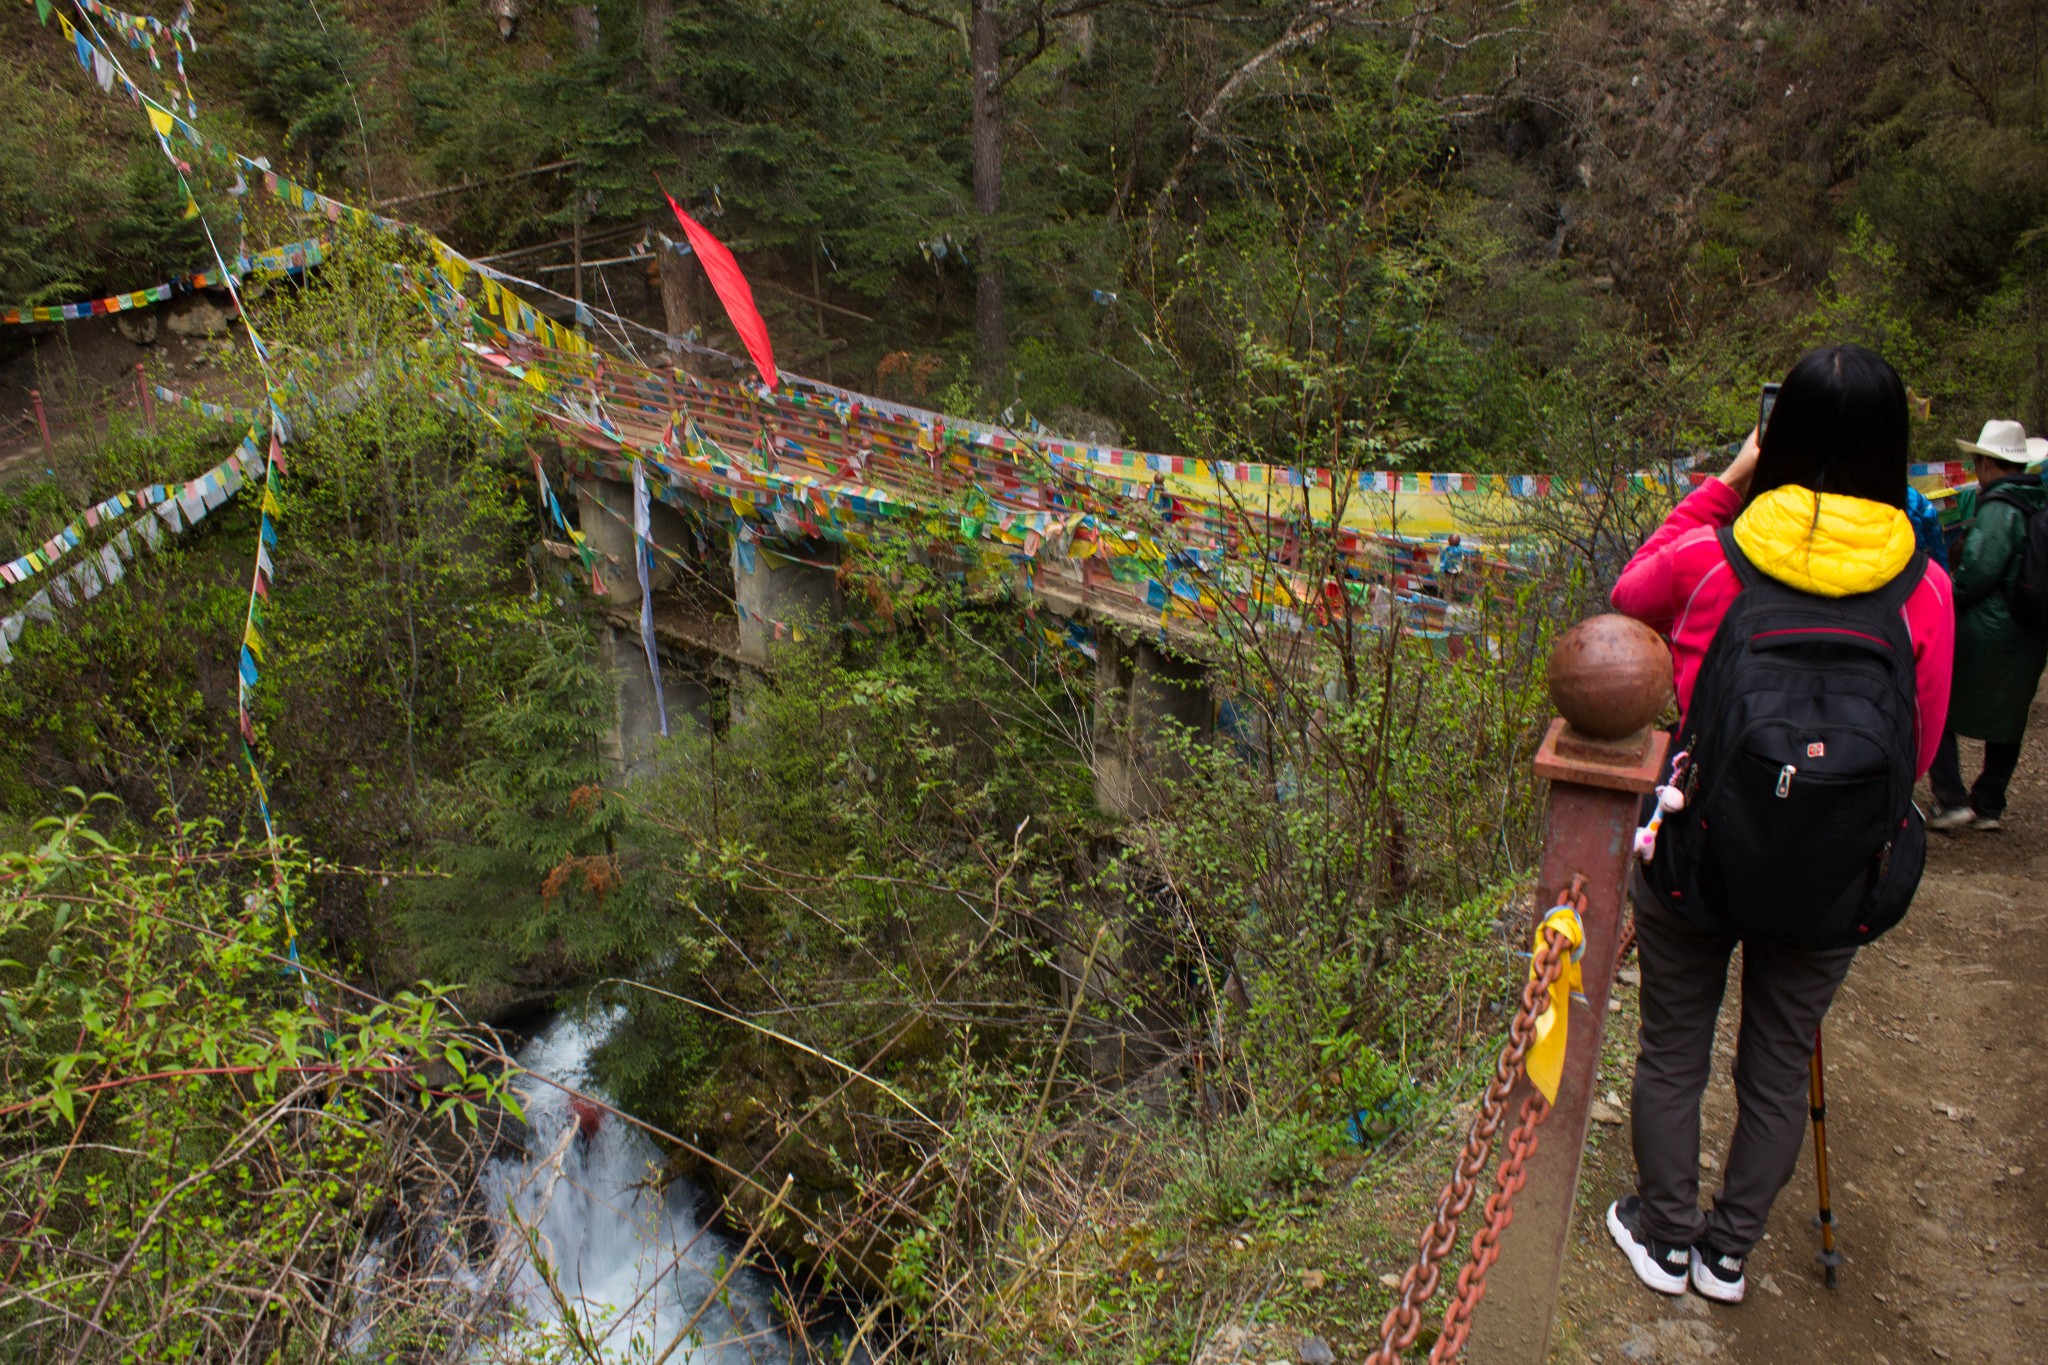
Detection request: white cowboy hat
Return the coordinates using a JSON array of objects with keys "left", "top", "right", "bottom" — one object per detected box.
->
[{"left": 1956, "top": 418, "right": 2048, "bottom": 466}]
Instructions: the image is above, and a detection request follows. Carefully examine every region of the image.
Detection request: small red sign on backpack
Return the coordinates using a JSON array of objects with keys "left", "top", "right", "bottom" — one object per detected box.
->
[{"left": 1806, "top": 741, "right": 1826, "bottom": 758}]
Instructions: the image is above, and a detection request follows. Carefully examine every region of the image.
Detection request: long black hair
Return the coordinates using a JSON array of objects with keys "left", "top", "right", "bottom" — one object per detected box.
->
[{"left": 1747, "top": 344, "right": 1910, "bottom": 510}]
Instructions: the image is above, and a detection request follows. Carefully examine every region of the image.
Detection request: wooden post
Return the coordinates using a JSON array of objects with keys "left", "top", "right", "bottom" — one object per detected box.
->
[
  {"left": 1465, "top": 616, "right": 1670, "bottom": 1365},
  {"left": 30, "top": 389, "right": 53, "bottom": 458},
  {"left": 572, "top": 210, "right": 585, "bottom": 308},
  {"left": 811, "top": 239, "right": 831, "bottom": 383}
]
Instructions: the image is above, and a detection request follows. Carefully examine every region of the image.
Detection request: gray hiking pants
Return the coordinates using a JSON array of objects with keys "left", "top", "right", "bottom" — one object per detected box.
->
[{"left": 1630, "top": 894, "right": 1857, "bottom": 1256}]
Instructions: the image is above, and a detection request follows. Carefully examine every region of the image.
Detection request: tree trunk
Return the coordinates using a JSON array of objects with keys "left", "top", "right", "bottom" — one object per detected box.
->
[
  {"left": 641, "top": 0, "right": 676, "bottom": 97},
  {"left": 2029, "top": 242, "right": 2046, "bottom": 436},
  {"left": 659, "top": 241, "right": 705, "bottom": 377},
  {"left": 567, "top": 5, "right": 599, "bottom": 53},
  {"left": 970, "top": 0, "right": 1007, "bottom": 395},
  {"left": 642, "top": 0, "right": 703, "bottom": 375}
]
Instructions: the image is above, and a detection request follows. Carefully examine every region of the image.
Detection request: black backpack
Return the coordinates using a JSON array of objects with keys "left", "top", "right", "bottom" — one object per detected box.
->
[
  {"left": 1982, "top": 477, "right": 2048, "bottom": 630},
  {"left": 1639, "top": 528, "right": 1927, "bottom": 948}
]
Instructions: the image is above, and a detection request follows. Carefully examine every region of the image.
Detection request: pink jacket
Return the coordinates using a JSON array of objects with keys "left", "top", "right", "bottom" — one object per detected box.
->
[{"left": 1611, "top": 479, "right": 1955, "bottom": 776}]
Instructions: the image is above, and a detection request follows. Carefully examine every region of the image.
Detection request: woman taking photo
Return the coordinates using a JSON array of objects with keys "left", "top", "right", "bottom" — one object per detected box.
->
[{"left": 1602, "top": 344, "right": 1954, "bottom": 1303}]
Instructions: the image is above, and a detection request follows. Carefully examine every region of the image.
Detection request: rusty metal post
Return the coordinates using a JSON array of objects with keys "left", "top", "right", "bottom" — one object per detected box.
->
[
  {"left": 31, "top": 389, "right": 53, "bottom": 458},
  {"left": 1465, "top": 616, "right": 1670, "bottom": 1365},
  {"left": 136, "top": 364, "right": 155, "bottom": 429}
]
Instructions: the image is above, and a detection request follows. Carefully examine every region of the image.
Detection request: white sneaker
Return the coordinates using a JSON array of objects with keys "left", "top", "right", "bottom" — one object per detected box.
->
[
  {"left": 1606, "top": 1196, "right": 1689, "bottom": 1295},
  {"left": 1690, "top": 1245, "right": 1746, "bottom": 1303},
  {"left": 1926, "top": 806, "right": 1975, "bottom": 831},
  {"left": 1972, "top": 815, "right": 2004, "bottom": 832}
]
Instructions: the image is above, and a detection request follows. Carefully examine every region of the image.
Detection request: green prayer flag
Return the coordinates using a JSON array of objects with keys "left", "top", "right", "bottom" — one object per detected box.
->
[{"left": 35, "top": 0, "right": 52, "bottom": 24}]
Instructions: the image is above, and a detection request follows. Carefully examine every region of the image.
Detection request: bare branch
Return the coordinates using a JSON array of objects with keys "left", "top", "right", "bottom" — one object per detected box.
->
[
  {"left": 878, "top": 0, "right": 960, "bottom": 33},
  {"left": 1148, "top": 0, "right": 1369, "bottom": 222}
]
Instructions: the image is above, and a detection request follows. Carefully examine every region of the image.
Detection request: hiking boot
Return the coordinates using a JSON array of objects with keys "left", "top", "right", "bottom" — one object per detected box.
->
[
  {"left": 1691, "top": 1244, "right": 1747, "bottom": 1304},
  {"left": 1927, "top": 806, "right": 1975, "bottom": 831},
  {"left": 1972, "top": 815, "right": 2005, "bottom": 832},
  {"left": 1606, "top": 1196, "right": 1689, "bottom": 1295}
]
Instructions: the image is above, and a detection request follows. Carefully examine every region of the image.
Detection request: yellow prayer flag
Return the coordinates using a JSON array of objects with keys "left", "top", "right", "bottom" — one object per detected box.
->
[
  {"left": 260, "top": 488, "right": 282, "bottom": 516},
  {"left": 438, "top": 244, "right": 469, "bottom": 293},
  {"left": 147, "top": 103, "right": 175, "bottom": 138},
  {"left": 1523, "top": 901, "right": 1586, "bottom": 1105}
]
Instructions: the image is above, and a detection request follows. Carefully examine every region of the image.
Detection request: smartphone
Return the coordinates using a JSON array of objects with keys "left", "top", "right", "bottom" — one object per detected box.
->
[{"left": 1758, "top": 382, "right": 1781, "bottom": 436}]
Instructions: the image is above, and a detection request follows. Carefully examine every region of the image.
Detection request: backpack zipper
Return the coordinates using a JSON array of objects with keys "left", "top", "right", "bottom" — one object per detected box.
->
[
  {"left": 1687, "top": 718, "right": 1892, "bottom": 816},
  {"left": 1776, "top": 763, "right": 1797, "bottom": 798}
]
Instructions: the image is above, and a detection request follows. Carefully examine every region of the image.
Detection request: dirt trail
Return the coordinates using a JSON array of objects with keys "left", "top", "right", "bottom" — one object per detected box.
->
[{"left": 1550, "top": 718, "right": 2048, "bottom": 1364}]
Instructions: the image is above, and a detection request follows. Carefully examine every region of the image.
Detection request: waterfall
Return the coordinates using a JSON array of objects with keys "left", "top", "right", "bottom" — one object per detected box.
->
[{"left": 478, "top": 1009, "right": 796, "bottom": 1364}]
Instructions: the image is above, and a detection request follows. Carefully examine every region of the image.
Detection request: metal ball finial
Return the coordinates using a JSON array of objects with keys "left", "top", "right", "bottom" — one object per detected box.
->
[{"left": 1546, "top": 614, "right": 1672, "bottom": 740}]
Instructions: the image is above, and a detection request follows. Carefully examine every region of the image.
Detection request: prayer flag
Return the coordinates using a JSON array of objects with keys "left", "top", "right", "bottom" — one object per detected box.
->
[{"left": 661, "top": 188, "right": 778, "bottom": 390}]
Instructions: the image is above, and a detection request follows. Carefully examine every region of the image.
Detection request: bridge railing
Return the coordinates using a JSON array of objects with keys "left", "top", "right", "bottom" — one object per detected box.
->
[{"left": 1364, "top": 614, "right": 1668, "bottom": 1363}]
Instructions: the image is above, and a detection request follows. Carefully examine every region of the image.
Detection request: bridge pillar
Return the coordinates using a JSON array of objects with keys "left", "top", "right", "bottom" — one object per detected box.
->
[
  {"left": 576, "top": 474, "right": 693, "bottom": 605},
  {"left": 732, "top": 538, "right": 841, "bottom": 668},
  {"left": 576, "top": 477, "right": 639, "bottom": 606},
  {"left": 599, "top": 624, "right": 665, "bottom": 780},
  {"left": 1092, "top": 633, "right": 1213, "bottom": 818}
]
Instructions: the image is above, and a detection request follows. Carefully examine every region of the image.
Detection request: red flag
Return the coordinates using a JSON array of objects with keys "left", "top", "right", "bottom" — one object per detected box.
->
[{"left": 661, "top": 188, "right": 779, "bottom": 391}]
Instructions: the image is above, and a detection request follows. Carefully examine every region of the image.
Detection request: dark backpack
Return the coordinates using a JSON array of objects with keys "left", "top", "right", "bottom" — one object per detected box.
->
[
  {"left": 1639, "top": 529, "right": 1927, "bottom": 948},
  {"left": 1982, "top": 479, "right": 2048, "bottom": 630}
]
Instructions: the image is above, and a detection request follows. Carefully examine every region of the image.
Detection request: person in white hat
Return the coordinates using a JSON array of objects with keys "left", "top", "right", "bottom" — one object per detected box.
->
[
  {"left": 1954, "top": 418, "right": 2048, "bottom": 468},
  {"left": 1927, "top": 420, "right": 2048, "bottom": 831}
]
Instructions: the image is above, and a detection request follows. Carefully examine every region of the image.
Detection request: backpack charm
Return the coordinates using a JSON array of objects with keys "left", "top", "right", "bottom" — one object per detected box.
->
[{"left": 1634, "top": 751, "right": 1691, "bottom": 862}]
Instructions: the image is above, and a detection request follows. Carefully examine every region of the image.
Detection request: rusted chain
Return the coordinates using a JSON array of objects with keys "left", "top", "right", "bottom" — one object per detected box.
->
[
  {"left": 1364, "top": 875, "right": 1583, "bottom": 1365},
  {"left": 1615, "top": 912, "right": 1636, "bottom": 967},
  {"left": 1429, "top": 1093, "right": 1548, "bottom": 1360}
]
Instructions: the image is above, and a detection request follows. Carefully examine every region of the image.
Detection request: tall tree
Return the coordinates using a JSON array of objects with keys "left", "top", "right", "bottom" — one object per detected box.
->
[{"left": 879, "top": 0, "right": 1154, "bottom": 394}]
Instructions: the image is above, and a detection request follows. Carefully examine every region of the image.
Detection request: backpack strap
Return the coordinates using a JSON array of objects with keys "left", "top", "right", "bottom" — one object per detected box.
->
[
  {"left": 1715, "top": 526, "right": 1764, "bottom": 591},
  {"left": 1872, "top": 549, "right": 1929, "bottom": 611}
]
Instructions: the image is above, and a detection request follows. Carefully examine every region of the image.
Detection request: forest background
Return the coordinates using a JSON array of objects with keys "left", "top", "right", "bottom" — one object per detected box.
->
[{"left": 0, "top": 0, "right": 2044, "bottom": 1361}]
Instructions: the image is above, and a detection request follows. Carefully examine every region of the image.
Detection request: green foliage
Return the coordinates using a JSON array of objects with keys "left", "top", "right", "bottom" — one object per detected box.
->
[
  {"left": 403, "top": 622, "right": 650, "bottom": 992},
  {"left": 0, "top": 415, "right": 258, "bottom": 817},
  {"left": 597, "top": 605, "right": 1100, "bottom": 1123},
  {"left": 0, "top": 19, "right": 206, "bottom": 301},
  {"left": 0, "top": 796, "right": 504, "bottom": 1359},
  {"left": 0, "top": 226, "right": 566, "bottom": 968},
  {"left": 226, "top": 0, "right": 383, "bottom": 179},
  {"left": 1799, "top": 215, "right": 1933, "bottom": 381}
]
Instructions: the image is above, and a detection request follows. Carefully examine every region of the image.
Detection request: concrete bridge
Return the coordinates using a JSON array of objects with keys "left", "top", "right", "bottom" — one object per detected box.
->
[
  {"left": 569, "top": 455, "right": 1225, "bottom": 820},
  {"left": 452, "top": 335, "right": 1516, "bottom": 812}
]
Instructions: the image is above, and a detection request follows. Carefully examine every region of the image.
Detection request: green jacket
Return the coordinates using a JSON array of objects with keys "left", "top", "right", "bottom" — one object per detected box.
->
[{"left": 1948, "top": 476, "right": 2048, "bottom": 744}]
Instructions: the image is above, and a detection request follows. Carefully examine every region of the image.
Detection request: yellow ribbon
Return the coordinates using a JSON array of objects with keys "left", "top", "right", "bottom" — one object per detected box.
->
[{"left": 1524, "top": 901, "right": 1585, "bottom": 1104}]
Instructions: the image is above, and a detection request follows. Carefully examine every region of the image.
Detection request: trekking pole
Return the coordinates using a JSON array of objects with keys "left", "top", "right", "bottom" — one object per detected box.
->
[{"left": 1810, "top": 1029, "right": 1842, "bottom": 1289}]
